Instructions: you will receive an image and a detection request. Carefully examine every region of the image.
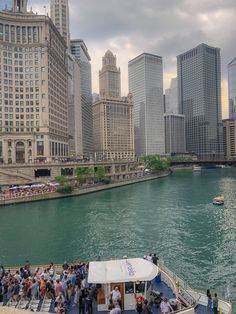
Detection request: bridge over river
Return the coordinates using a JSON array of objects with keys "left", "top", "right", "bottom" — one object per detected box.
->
[{"left": 170, "top": 159, "right": 236, "bottom": 167}]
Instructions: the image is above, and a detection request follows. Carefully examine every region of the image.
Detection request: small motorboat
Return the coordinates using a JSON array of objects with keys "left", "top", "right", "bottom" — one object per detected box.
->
[{"left": 213, "top": 195, "right": 224, "bottom": 205}]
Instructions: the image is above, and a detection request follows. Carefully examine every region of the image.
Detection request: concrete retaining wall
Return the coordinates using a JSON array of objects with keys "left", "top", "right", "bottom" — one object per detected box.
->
[{"left": 0, "top": 172, "right": 170, "bottom": 207}]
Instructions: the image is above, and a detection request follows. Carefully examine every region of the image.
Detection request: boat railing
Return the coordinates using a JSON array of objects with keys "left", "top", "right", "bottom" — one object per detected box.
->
[
  {"left": 158, "top": 260, "right": 196, "bottom": 307},
  {"left": 158, "top": 259, "right": 232, "bottom": 314},
  {"left": 188, "top": 290, "right": 232, "bottom": 314}
]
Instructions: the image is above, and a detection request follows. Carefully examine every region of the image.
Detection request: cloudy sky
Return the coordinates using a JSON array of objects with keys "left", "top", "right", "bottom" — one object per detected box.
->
[{"left": 24, "top": 1, "right": 236, "bottom": 117}]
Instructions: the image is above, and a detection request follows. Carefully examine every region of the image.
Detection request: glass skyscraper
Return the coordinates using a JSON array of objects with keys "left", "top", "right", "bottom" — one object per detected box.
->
[
  {"left": 128, "top": 53, "right": 165, "bottom": 156},
  {"left": 228, "top": 58, "right": 236, "bottom": 119},
  {"left": 177, "top": 43, "right": 223, "bottom": 160},
  {"left": 71, "top": 39, "right": 93, "bottom": 159}
]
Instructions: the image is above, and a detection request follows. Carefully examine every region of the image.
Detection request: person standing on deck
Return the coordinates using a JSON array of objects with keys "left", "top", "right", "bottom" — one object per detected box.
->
[
  {"left": 213, "top": 293, "right": 218, "bottom": 314},
  {"left": 152, "top": 254, "right": 159, "bottom": 265},
  {"left": 146, "top": 254, "right": 153, "bottom": 262},
  {"left": 207, "top": 289, "right": 212, "bottom": 309},
  {"left": 136, "top": 297, "right": 143, "bottom": 314},
  {"left": 110, "top": 286, "right": 121, "bottom": 303},
  {"left": 143, "top": 299, "right": 152, "bottom": 314},
  {"left": 160, "top": 298, "right": 174, "bottom": 314}
]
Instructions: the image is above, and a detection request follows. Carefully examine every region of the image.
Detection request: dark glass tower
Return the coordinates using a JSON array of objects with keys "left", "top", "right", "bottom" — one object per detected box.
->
[{"left": 177, "top": 43, "right": 223, "bottom": 160}]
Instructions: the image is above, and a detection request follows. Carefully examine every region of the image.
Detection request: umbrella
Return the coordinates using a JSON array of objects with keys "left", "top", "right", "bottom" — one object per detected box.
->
[{"left": 9, "top": 187, "right": 18, "bottom": 190}]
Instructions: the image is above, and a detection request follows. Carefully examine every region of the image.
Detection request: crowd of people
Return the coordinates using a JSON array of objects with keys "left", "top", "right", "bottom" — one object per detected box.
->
[
  {"left": 0, "top": 183, "right": 58, "bottom": 200},
  {"left": 0, "top": 261, "right": 96, "bottom": 314},
  {"left": 0, "top": 257, "right": 219, "bottom": 314}
]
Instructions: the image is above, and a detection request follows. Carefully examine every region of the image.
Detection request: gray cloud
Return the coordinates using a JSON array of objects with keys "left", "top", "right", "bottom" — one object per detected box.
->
[{"left": 28, "top": 0, "right": 235, "bottom": 115}]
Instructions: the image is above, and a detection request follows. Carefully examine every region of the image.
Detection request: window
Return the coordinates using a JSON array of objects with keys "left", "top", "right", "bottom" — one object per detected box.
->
[
  {"left": 37, "top": 141, "right": 44, "bottom": 156},
  {"left": 0, "top": 24, "right": 3, "bottom": 41},
  {"left": 135, "top": 282, "right": 145, "bottom": 294},
  {"left": 125, "top": 282, "right": 134, "bottom": 294}
]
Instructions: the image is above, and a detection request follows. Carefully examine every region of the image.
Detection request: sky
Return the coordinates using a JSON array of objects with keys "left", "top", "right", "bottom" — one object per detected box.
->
[{"left": 6, "top": 0, "right": 236, "bottom": 118}]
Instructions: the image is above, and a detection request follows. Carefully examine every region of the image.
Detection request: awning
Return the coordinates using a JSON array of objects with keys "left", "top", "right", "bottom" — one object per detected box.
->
[{"left": 88, "top": 258, "right": 158, "bottom": 284}]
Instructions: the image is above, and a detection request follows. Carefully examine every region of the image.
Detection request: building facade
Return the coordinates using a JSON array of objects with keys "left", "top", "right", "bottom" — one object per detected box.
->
[
  {"left": 165, "top": 77, "right": 178, "bottom": 114},
  {"left": 50, "top": 0, "right": 70, "bottom": 49},
  {"left": 164, "top": 114, "right": 186, "bottom": 154},
  {"left": 228, "top": 58, "right": 236, "bottom": 120},
  {"left": 128, "top": 53, "right": 165, "bottom": 156},
  {"left": 93, "top": 51, "right": 134, "bottom": 161},
  {"left": 67, "top": 54, "right": 83, "bottom": 158},
  {"left": 99, "top": 50, "right": 121, "bottom": 99},
  {"left": 177, "top": 43, "right": 223, "bottom": 160},
  {"left": 71, "top": 39, "right": 93, "bottom": 159},
  {"left": 0, "top": 0, "right": 68, "bottom": 164},
  {"left": 222, "top": 119, "right": 236, "bottom": 160}
]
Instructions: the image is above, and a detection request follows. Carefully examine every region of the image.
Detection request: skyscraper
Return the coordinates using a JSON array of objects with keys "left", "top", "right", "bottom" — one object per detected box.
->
[
  {"left": 222, "top": 119, "right": 236, "bottom": 159},
  {"left": 99, "top": 50, "right": 121, "bottom": 99},
  {"left": 165, "top": 78, "right": 178, "bottom": 114},
  {"left": 128, "top": 53, "right": 165, "bottom": 156},
  {"left": 177, "top": 43, "right": 223, "bottom": 160},
  {"left": 67, "top": 54, "right": 83, "bottom": 158},
  {"left": 71, "top": 39, "right": 93, "bottom": 159},
  {"left": 50, "top": 0, "right": 70, "bottom": 49},
  {"left": 228, "top": 58, "right": 236, "bottom": 119},
  {"left": 164, "top": 114, "right": 186, "bottom": 155},
  {"left": 93, "top": 51, "right": 134, "bottom": 161},
  {"left": 0, "top": 0, "right": 68, "bottom": 163}
]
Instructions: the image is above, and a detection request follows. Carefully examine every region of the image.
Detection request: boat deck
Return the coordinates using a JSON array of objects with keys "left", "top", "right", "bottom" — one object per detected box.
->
[
  {"left": 67, "top": 279, "right": 213, "bottom": 314},
  {"left": 0, "top": 271, "right": 224, "bottom": 314}
]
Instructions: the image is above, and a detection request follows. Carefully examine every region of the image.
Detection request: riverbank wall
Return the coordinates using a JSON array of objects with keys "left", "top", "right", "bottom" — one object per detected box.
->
[{"left": 0, "top": 172, "right": 170, "bottom": 207}]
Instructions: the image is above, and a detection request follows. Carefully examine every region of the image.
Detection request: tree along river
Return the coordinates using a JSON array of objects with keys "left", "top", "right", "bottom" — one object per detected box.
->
[{"left": 0, "top": 168, "right": 236, "bottom": 308}]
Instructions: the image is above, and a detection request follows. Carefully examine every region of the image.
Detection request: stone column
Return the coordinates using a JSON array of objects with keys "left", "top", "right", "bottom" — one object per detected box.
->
[
  {"left": 12, "top": 141, "right": 16, "bottom": 164},
  {"left": 2, "top": 140, "right": 8, "bottom": 164},
  {"left": 24, "top": 140, "right": 28, "bottom": 163}
]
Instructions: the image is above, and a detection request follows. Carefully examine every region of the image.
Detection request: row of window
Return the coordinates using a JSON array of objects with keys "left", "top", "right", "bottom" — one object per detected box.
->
[{"left": 0, "top": 24, "right": 39, "bottom": 44}]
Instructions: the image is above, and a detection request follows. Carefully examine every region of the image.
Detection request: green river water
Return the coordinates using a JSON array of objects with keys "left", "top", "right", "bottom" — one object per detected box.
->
[{"left": 0, "top": 169, "right": 236, "bottom": 308}]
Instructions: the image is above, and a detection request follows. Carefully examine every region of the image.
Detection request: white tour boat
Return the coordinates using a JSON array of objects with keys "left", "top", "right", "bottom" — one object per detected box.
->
[{"left": 87, "top": 257, "right": 232, "bottom": 314}]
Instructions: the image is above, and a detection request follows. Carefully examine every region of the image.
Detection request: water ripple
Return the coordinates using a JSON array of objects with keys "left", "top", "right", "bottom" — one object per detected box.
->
[{"left": 0, "top": 169, "right": 236, "bottom": 309}]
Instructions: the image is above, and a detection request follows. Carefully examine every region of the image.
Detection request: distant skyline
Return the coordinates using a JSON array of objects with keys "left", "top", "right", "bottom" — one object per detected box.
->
[{"left": 3, "top": 0, "right": 235, "bottom": 118}]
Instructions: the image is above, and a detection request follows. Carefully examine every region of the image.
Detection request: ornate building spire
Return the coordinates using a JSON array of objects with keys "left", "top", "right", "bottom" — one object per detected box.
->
[{"left": 99, "top": 50, "right": 121, "bottom": 99}]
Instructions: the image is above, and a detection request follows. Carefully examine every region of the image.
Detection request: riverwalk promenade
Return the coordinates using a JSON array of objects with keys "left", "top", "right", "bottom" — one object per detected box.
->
[{"left": 0, "top": 172, "right": 170, "bottom": 207}]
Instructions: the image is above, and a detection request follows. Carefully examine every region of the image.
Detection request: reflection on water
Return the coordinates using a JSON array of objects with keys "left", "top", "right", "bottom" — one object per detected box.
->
[{"left": 0, "top": 168, "right": 236, "bottom": 308}]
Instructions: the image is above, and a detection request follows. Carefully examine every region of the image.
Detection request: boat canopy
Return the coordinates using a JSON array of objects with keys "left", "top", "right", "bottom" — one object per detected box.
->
[{"left": 88, "top": 258, "right": 158, "bottom": 284}]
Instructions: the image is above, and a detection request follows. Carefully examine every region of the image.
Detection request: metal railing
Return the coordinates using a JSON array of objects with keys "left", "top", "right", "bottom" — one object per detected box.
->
[{"left": 158, "top": 259, "right": 232, "bottom": 314}]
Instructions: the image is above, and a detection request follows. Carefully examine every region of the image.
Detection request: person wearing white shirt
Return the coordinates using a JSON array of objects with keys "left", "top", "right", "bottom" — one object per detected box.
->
[
  {"left": 146, "top": 253, "right": 153, "bottom": 262},
  {"left": 110, "top": 286, "right": 121, "bottom": 303},
  {"left": 160, "top": 298, "right": 174, "bottom": 313}
]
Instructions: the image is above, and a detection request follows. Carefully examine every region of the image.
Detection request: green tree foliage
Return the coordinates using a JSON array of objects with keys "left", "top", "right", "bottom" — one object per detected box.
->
[
  {"left": 102, "top": 177, "right": 111, "bottom": 184},
  {"left": 57, "top": 183, "right": 74, "bottom": 194},
  {"left": 142, "top": 155, "right": 170, "bottom": 173},
  {"left": 54, "top": 176, "right": 67, "bottom": 185},
  {"left": 170, "top": 156, "right": 194, "bottom": 162},
  {"left": 95, "top": 166, "right": 106, "bottom": 181},
  {"left": 75, "top": 167, "right": 95, "bottom": 184}
]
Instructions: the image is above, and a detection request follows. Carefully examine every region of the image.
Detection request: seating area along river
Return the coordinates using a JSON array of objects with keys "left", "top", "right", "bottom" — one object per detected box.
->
[{"left": 0, "top": 168, "right": 236, "bottom": 309}]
